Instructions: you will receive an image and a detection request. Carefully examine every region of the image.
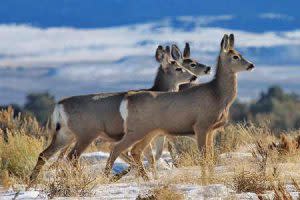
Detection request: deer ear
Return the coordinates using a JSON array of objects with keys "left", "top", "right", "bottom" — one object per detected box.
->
[
  {"left": 171, "top": 44, "right": 183, "bottom": 61},
  {"left": 220, "top": 34, "right": 229, "bottom": 52},
  {"left": 228, "top": 34, "right": 235, "bottom": 49},
  {"left": 183, "top": 42, "right": 190, "bottom": 58},
  {"left": 155, "top": 45, "right": 164, "bottom": 62}
]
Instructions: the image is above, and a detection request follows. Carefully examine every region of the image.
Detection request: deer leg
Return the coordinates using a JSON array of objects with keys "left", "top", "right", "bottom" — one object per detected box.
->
[
  {"left": 143, "top": 143, "right": 157, "bottom": 179},
  {"left": 153, "top": 136, "right": 166, "bottom": 161},
  {"left": 119, "top": 152, "right": 134, "bottom": 164},
  {"left": 57, "top": 145, "right": 71, "bottom": 160},
  {"left": 30, "top": 128, "right": 73, "bottom": 182},
  {"left": 193, "top": 124, "right": 209, "bottom": 155},
  {"left": 205, "top": 131, "right": 215, "bottom": 158},
  {"left": 66, "top": 134, "right": 101, "bottom": 167},
  {"left": 130, "top": 134, "right": 157, "bottom": 181},
  {"left": 104, "top": 134, "right": 142, "bottom": 177},
  {"left": 49, "top": 143, "right": 73, "bottom": 169},
  {"left": 109, "top": 152, "right": 134, "bottom": 182}
]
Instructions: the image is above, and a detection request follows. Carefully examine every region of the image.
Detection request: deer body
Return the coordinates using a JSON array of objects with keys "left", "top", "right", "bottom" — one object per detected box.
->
[
  {"left": 125, "top": 77, "right": 231, "bottom": 137},
  {"left": 30, "top": 45, "right": 210, "bottom": 181},
  {"left": 104, "top": 34, "right": 254, "bottom": 180},
  {"left": 58, "top": 92, "right": 126, "bottom": 142}
]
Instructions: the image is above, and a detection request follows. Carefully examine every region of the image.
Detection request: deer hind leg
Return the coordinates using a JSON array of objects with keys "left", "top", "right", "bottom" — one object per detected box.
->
[
  {"left": 57, "top": 144, "right": 72, "bottom": 160},
  {"left": 49, "top": 142, "right": 74, "bottom": 169},
  {"left": 65, "top": 133, "right": 101, "bottom": 167},
  {"left": 30, "top": 127, "right": 74, "bottom": 182},
  {"left": 130, "top": 132, "right": 159, "bottom": 181},
  {"left": 153, "top": 136, "right": 166, "bottom": 161},
  {"left": 104, "top": 133, "right": 143, "bottom": 178},
  {"left": 109, "top": 152, "right": 134, "bottom": 182}
]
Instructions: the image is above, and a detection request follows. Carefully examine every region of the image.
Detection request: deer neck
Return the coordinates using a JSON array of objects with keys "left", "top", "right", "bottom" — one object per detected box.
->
[
  {"left": 150, "top": 66, "right": 179, "bottom": 92},
  {"left": 214, "top": 57, "right": 237, "bottom": 108}
]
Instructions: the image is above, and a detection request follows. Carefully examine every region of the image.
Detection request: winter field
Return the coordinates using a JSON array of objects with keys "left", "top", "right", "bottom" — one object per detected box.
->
[
  {"left": 1, "top": 108, "right": 300, "bottom": 199},
  {"left": 0, "top": 2, "right": 300, "bottom": 199}
]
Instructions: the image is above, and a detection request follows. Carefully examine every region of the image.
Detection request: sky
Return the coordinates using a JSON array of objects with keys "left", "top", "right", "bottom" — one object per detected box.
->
[{"left": 0, "top": 1, "right": 299, "bottom": 104}]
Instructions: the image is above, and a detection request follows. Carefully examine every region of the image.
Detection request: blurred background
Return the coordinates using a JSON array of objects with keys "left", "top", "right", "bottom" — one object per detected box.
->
[{"left": 0, "top": 0, "right": 299, "bottom": 130}]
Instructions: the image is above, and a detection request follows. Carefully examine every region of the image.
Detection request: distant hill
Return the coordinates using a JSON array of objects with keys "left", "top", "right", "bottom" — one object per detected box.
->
[{"left": 0, "top": 0, "right": 299, "bottom": 31}]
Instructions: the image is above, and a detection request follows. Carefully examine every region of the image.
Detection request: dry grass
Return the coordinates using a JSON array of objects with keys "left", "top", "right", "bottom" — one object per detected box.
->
[
  {"left": 166, "top": 122, "right": 300, "bottom": 192},
  {"left": 216, "top": 123, "right": 276, "bottom": 153},
  {"left": 272, "top": 182, "right": 293, "bottom": 200},
  {"left": 0, "top": 107, "right": 45, "bottom": 139},
  {"left": 0, "top": 108, "right": 46, "bottom": 185},
  {"left": 1, "top": 107, "right": 300, "bottom": 198},
  {"left": 137, "top": 185, "right": 185, "bottom": 200},
  {"left": 0, "top": 131, "right": 44, "bottom": 184},
  {"left": 0, "top": 107, "right": 107, "bottom": 198},
  {"left": 232, "top": 170, "right": 270, "bottom": 194},
  {"left": 41, "top": 161, "right": 108, "bottom": 198}
]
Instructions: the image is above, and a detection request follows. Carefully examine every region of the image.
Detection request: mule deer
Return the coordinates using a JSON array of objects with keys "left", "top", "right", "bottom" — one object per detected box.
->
[
  {"left": 94, "top": 43, "right": 211, "bottom": 171},
  {"left": 104, "top": 34, "right": 255, "bottom": 180},
  {"left": 30, "top": 45, "right": 211, "bottom": 181},
  {"left": 152, "top": 43, "right": 211, "bottom": 163}
]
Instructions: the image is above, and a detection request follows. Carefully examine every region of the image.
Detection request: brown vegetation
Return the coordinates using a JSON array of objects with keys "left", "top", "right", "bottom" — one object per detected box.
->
[{"left": 137, "top": 185, "right": 185, "bottom": 200}]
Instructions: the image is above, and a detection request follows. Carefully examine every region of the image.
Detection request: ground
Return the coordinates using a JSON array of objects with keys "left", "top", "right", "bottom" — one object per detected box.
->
[{"left": 1, "top": 147, "right": 300, "bottom": 200}]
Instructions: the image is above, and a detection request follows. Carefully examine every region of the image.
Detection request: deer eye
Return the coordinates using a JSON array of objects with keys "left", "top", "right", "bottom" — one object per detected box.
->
[
  {"left": 171, "top": 61, "right": 176, "bottom": 65},
  {"left": 191, "top": 63, "right": 196, "bottom": 68},
  {"left": 233, "top": 55, "right": 239, "bottom": 60},
  {"left": 176, "top": 68, "right": 183, "bottom": 72}
]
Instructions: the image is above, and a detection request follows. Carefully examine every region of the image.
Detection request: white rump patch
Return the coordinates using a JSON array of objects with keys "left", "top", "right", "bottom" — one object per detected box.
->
[
  {"left": 52, "top": 104, "right": 69, "bottom": 128},
  {"left": 119, "top": 99, "right": 128, "bottom": 122}
]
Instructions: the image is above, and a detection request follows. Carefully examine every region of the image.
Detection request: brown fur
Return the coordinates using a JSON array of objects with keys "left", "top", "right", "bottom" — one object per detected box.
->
[
  {"left": 29, "top": 45, "right": 210, "bottom": 182},
  {"left": 104, "top": 34, "right": 255, "bottom": 180}
]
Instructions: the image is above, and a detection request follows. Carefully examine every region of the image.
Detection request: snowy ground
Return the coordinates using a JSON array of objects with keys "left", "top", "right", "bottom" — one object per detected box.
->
[{"left": 1, "top": 151, "right": 300, "bottom": 199}]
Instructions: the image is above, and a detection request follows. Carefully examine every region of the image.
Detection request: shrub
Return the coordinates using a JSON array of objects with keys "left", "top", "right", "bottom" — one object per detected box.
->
[
  {"left": 0, "top": 107, "right": 45, "bottom": 184},
  {"left": 0, "top": 131, "right": 44, "bottom": 183},
  {"left": 41, "top": 161, "right": 107, "bottom": 198},
  {"left": 232, "top": 170, "right": 270, "bottom": 194},
  {"left": 137, "top": 185, "right": 185, "bottom": 200}
]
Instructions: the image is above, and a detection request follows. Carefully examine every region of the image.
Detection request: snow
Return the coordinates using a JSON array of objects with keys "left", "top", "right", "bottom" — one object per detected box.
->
[
  {"left": 1, "top": 150, "right": 300, "bottom": 199},
  {"left": 0, "top": 188, "right": 47, "bottom": 200}
]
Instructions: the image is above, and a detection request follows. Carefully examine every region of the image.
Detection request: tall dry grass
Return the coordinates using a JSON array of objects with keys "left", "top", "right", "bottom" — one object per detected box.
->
[
  {"left": 137, "top": 185, "right": 185, "bottom": 200},
  {"left": 0, "top": 108, "right": 108, "bottom": 198},
  {"left": 168, "top": 122, "right": 300, "bottom": 196},
  {"left": 0, "top": 107, "right": 46, "bottom": 185},
  {"left": 41, "top": 161, "right": 108, "bottom": 198}
]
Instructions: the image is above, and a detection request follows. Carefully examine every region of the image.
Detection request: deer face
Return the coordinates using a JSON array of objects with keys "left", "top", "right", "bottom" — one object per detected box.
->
[
  {"left": 168, "top": 60, "right": 198, "bottom": 83},
  {"left": 171, "top": 43, "right": 211, "bottom": 78},
  {"left": 156, "top": 45, "right": 197, "bottom": 85},
  {"left": 220, "top": 34, "right": 255, "bottom": 73}
]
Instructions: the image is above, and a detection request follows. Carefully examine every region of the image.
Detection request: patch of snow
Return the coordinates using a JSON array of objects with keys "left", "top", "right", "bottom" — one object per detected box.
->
[
  {"left": 0, "top": 188, "right": 47, "bottom": 200},
  {"left": 235, "top": 192, "right": 259, "bottom": 200},
  {"left": 81, "top": 152, "right": 130, "bottom": 174}
]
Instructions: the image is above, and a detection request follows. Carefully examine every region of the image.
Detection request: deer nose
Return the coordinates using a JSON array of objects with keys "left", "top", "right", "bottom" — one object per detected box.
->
[
  {"left": 190, "top": 75, "right": 197, "bottom": 81},
  {"left": 205, "top": 67, "right": 211, "bottom": 74},
  {"left": 247, "top": 64, "right": 255, "bottom": 71}
]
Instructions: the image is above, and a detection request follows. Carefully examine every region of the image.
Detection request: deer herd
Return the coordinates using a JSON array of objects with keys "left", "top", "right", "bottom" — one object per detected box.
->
[{"left": 30, "top": 34, "right": 255, "bottom": 182}]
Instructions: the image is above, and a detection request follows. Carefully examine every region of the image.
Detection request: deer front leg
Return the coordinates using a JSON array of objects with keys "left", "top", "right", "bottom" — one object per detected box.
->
[
  {"left": 205, "top": 131, "right": 215, "bottom": 158},
  {"left": 193, "top": 124, "right": 210, "bottom": 157}
]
